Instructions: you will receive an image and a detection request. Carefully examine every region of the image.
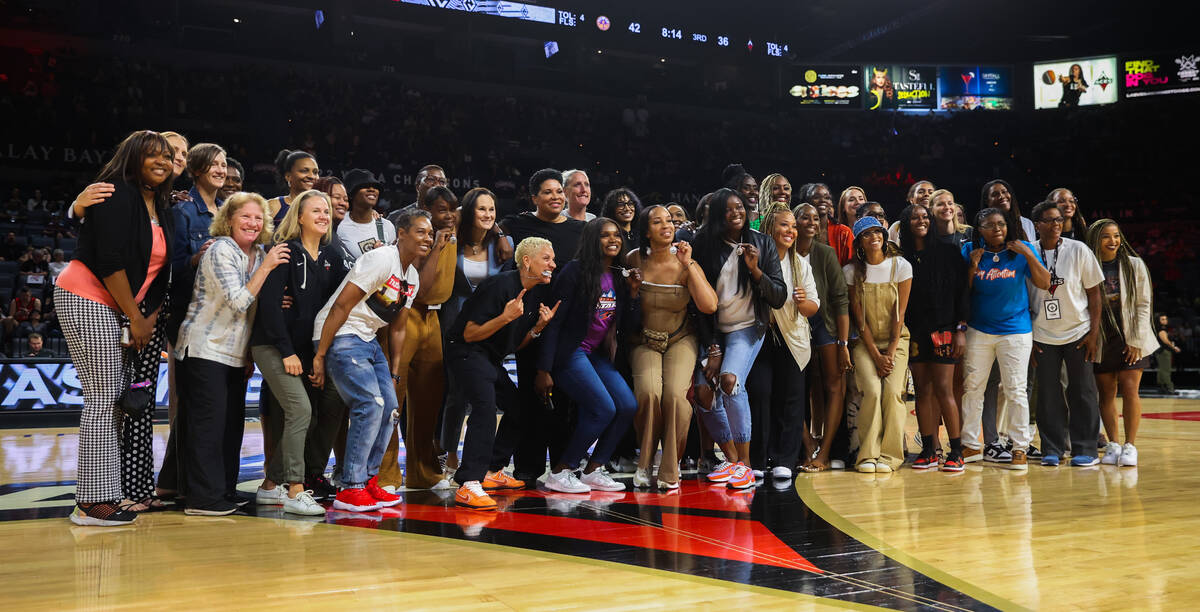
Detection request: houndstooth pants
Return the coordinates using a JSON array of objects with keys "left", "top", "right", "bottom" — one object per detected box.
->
[
  {"left": 121, "top": 298, "right": 167, "bottom": 501},
  {"left": 57, "top": 287, "right": 129, "bottom": 504}
]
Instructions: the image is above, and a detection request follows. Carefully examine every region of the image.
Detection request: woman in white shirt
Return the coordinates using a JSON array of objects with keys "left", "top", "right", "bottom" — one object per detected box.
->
[
  {"left": 844, "top": 217, "right": 912, "bottom": 473},
  {"left": 175, "top": 192, "right": 289, "bottom": 516},
  {"left": 746, "top": 203, "right": 820, "bottom": 480}
]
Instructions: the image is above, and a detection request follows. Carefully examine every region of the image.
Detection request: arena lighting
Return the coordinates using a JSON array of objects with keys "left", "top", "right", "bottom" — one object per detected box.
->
[
  {"left": 544, "top": 41, "right": 559, "bottom": 58},
  {"left": 233, "top": 17, "right": 240, "bottom": 23},
  {"left": 314, "top": 10, "right": 325, "bottom": 30}
]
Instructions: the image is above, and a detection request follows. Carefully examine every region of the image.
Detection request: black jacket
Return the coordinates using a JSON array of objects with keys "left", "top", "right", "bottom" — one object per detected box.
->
[
  {"left": 536, "top": 259, "right": 636, "bottom": 372},
  {"left": 73, "top": 181, "right": 175, "bottom": 312},
  {"left": 692, "top": 228, "right": 787, "bottom": 347},
  {"left": 250, "top": 240, "right": 350, "bottom": 367},
  {"left": 904, "top": 240, "right": 969, "bottom": 334}
]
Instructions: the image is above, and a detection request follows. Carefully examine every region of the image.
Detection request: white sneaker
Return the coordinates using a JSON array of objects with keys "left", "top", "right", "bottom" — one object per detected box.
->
[
  {"left": 580, "top": 468, "right": 626, "bottom": 492},
  {"left": 283, "top": 491, "right": 326, "bottom": 516},
  {"left": 632, "top": 468, "right": 651, "bottom": 488},
  {"left": 544, "top": 469, "right": 591, "bottom": 494},
  {"left": 751, "top": 469, "right": 764, "bottom": 479},
  {"left": 875, "top": 463, "right": 893, "bottom": 473},
  {"left": 256, "top": 485, "right": 287, "bottom": 505},
  {"left": 856, "top": 461, "right": 877, "bottom": 473},
  {"left": 431, "top": 478, "right": 453, "bottom": 491},
  {"left": 1119, "top": 443, "right": 1138, "bottom": 467},
  {"left": 771, "top": 466, "right": 792, "bottom": 479},
  {"left": 657, "top": 479, "right": 680, "bottom": 490},
  {"left": 1101, "top": 442, "right": 1121, "bottom": 465},
  {"left": 830, "top": 459, "right": 846, "bottom": 470}
]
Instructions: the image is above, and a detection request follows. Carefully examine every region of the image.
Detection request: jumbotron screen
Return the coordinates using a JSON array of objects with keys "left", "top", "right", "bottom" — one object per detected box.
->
[{"left": 1033, "top": 56, "right": 1118, "bottom": 109}]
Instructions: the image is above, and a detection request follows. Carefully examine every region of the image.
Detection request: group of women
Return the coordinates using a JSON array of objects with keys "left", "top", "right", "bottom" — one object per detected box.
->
[{"left": 60, "top": 130, "right": 1157, "bottom": 524}]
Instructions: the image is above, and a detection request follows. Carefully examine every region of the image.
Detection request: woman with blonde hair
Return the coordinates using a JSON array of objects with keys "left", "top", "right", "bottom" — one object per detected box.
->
[
  {"left": 836, "top": 186, "right": 868, "bottom": 228},
  {"left": 250, "top": 190, "right": 350, "bottom": 512},
  {"left": 176, "top": 192, "right": 290, "bottom": 515}
]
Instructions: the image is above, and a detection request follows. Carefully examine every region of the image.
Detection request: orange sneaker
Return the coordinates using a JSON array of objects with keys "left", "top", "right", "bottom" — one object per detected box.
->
[
  {"left": 482, "top": 470, "right": 526, "bottom": 491},
  {"left": 706, "top": 461, "right": 737, "bottom": 482},
  {"left": 962, "top": 447, "right": 983, "bottom": 463},
  {"left": 455, "top": 481, "right": 498, "bottom": 511}
]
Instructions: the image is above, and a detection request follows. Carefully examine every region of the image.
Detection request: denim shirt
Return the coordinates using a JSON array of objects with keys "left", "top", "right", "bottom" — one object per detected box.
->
[{"left": 171, "top": 187, "right": 222, "bottom": 270}]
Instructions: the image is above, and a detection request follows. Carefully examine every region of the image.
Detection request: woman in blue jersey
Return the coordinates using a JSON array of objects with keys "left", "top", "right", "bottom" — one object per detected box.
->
[{"left": 959, "top": 208, "right": 1050, "bottom": 470}]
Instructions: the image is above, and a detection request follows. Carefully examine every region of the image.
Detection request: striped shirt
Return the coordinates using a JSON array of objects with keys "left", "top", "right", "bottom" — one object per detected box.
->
[{"left": 175, "top": 237, "right": 263, "bottom": 367}]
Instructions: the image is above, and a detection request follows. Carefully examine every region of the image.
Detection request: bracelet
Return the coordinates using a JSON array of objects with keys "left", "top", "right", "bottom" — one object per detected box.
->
[
  {"left": 530, "top": 327, "right": 543, "bottom": 338},
  {"left": 956, "top": 323, "right": 968, "bottom": 333},
  {"left": 391, "top": 373, "right": 402, "bottom": 382},
  {"left": 835, "top": 340, "right": 848, "bottom": 347}
]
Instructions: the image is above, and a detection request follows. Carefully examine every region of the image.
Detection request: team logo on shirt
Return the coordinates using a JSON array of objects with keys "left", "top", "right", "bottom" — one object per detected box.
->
[
  {"left": 365, "top": 274, "right": 414, "bottom": 323},
  {"left": 357, "top": 238, "right": 382, "bottom": 254}
]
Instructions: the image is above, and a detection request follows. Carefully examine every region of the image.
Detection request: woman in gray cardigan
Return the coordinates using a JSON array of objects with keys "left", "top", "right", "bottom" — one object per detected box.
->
[{"left": 793, "top": 203, "right": 851, "bottom": 471}]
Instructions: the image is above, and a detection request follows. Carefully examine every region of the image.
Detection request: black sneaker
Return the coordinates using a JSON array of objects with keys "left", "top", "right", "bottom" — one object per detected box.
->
[
  {"left": 224, "top": 493, "right": 250, "bottom": 508},
  {"left": 70, "top": 502, "right": 137, "bottom": 526},
  {"left": 305, "top": 474, "right": 338, "bottom": 500},
  {"left": 184, "top": 500, "right": 240, "bottom": 516},
  {"left": 1026, "top": 444, "right": 1043, "bottom": 459},
  {"left": 983, "top": 442, "right": 1012, "bottom": 463}
]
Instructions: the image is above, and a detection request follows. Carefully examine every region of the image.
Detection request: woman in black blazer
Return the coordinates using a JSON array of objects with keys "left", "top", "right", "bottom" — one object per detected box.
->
[{"left": 55, "top": 130, "right": 176, "bottom": 526}]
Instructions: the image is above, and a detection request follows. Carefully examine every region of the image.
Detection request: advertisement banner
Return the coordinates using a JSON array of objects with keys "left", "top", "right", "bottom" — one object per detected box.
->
[
  {"left": 1123, "top": 53, "right": 1200, "bottom": 98},
  {"left": 789, "top": 66, "right": 862, "bottom": 107},
  {"left": 864, "top": 65, "right": 937, "bottom": 111},
  {"left": 0, "top": 360, "right": 264, "bottom": 412},
  {"left": 937, "top": 66, "right": 1013, "bottom": 110},
  {"left": 1033, "top": 56, "right": 1118, "bottom": 109}
]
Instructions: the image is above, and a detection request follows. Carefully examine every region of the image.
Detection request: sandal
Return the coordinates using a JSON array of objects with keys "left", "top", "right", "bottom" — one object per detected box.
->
[
  {"left": 118, "top": 498, "right": 150, "bottom": 513},
  {"left": 801, "top": 459, "right": 829, "bottom": 473},
  {"left": 137, "top": 495, "right": 168, "bottom": 512}
]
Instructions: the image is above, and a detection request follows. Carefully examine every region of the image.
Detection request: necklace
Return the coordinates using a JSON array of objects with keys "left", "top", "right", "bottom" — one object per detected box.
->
[{"left": 985, "top": 246, "right": 1005, "bottom": 263}]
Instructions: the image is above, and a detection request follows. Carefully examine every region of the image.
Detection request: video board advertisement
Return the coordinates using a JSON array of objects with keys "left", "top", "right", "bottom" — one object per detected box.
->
[
  {"left": 1123, "top": 53, "right": 1200, "bottom": 98},
  {"left": 938, "top": 66, "right": 1013, "bottom": 110},
  {"left": 788, "top": 66, "right": 862, "bottom": 107},
  {"left": 1033, "top": 56, "right": 1118, "bottom": 109},
  {"left": 865, "top": 65, "right": 937, "bottom": 111}
]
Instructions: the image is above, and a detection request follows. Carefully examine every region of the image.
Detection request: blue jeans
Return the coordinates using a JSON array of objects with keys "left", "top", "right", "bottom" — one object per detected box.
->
[
  {"left": 556, "top": 349, "right": 637, "bottom": 469},
  {"left": 321, "top": 335, "right": 399, "bottom": 487},
  {"left": 696, "top": 326, "right": 764, "bottom": 444}
]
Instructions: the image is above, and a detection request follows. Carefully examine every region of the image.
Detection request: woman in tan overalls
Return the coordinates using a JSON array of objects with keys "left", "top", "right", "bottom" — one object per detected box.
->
[{"left": 844, "top": 217, "right": 912, "bottom": 473}]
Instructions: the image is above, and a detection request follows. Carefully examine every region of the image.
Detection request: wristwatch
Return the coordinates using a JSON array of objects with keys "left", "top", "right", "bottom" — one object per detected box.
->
[
  {"left": 530, "top": 327, "right": 543, "bottom": 338},
  {"left": 835, "top": 340, "right": 848, "bottom": 347},
  {"left": 956, "top": 323, "right": 968, "bottom": 333}
]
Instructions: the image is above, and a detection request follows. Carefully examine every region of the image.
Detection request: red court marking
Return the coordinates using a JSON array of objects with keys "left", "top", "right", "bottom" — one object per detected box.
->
[
  {"left": 392, "top": 503, "right": 820, "bottom": 573},
  {"left": 1143, "top": 411, "right": 1200, "bottom": 421},
  {"left": 470, "top": 481, "right": 753, "bottom": 514}
]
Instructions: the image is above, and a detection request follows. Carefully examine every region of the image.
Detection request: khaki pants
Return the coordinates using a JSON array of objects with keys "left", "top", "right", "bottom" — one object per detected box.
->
[
  {"left": 377, "top": 308, "right": 445, "bottom": 489},
  {"left": 630, "top": 335, "right": 698, "bottom": 484},
  {"left": 852, "top": 334, "right": 909, "bottom": 470}
]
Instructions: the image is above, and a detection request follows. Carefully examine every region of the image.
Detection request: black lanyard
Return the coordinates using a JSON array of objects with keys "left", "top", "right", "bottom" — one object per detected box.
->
[{"left": 1040, "top": 239, "right": 1063, "bottom": 296}]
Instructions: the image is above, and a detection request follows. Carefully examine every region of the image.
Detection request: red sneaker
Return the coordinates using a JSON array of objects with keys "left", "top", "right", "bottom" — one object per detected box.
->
[
  {"left": 332, "top": 487, "right": 382, "bottom": 512},
  {"left": 941, "top": 453, "right": 965, "bottom": 473},
  {"left": 706, "top": 461, "right": 737, "bottom": 482},
  {"left": 366, "top": 476, "right": 403, "bottom": 507},
  {"left": 911, "top": 454, "right": 939, "bottom": 470}
]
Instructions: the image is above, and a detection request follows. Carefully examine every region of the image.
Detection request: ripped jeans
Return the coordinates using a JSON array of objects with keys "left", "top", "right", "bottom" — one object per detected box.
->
[
  {"left": 322, "top": 334, "right": 398, "bottom": 487},
  {"left": 695, "top": 326, "right": 764, "bottom": 444}
]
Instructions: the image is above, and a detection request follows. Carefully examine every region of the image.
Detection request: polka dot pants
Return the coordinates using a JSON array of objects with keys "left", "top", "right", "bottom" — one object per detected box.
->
[{"left": 120, "top": 299, "right": 168, "bottom": 502}]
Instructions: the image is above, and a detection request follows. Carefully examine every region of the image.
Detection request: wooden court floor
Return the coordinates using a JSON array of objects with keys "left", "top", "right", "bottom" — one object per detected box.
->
[{"left": 1, "top": 398, "right": 1198, "bottom": 610}]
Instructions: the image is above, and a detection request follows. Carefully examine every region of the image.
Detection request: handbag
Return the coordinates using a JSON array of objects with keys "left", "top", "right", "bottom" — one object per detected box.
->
[{"left": 118, "top": 380, "right": 154, "bottom": 418}]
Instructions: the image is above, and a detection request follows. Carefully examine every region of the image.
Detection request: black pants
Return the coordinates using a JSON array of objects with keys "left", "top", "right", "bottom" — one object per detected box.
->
[
  {"left": 449, "top": 347, "right": 508, "bottom": 484},
  {"left": 497, "top": 344, "right": 569, "bottom": 479},
  {"left": 747, "top": 332, "right": 807, "bottom": 469},
  {"left": 1034, "top": 341, "right": 1100, "bottom": 457},
  {"left": 177, "top": 357, "right": 246, "bottom": 508}
]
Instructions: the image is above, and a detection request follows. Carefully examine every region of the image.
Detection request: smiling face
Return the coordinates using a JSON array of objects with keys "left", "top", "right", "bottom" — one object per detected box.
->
[
  {"left": 859, "top": 228, "right": 884, "bottom": 254},
  {"left": 565, "top": 171, "right": 591, "bottom": 211},
  {"left": 220, "top": 165, "right": 243, "bottom": 200},
  {"left": 533, "top": 179, "right": 565, "bottom": 217},
  {"left": 599, "top": 221, "right": 624, "bottom": 261},
  {"left": 769, "top": 176, "right": 792, "bottom": 207},
  {"left": 908, "top": 205, "right": 930, "bottom": 239},
  {"left": 861, "top": 203, "right": 886, "bottom": 225},
  {"left": 771, "top": 210, "right": 797, "bottom": 253},
  {"left": 724, "top": 195, "right": 746, "bottom": 237},
  {"left": 398, "top": 215, "right": 435, "bottom": 261},
  {"left": 841, "top": 188, "right": 866, "bottom": 221},
  {"left": 612, "top": 194, "right": 637, "bottom": 226},
  {"left": 286, "top": 157, "right": 319, "bottom": 194},
  {"left": 930, "top": 193, "right": 956, "bottom": 225},
  {"left": 796, "top": 206, "right": 820, "bottom": 240},
  {"left": 231, "top": 201, "right": 266, "bottom": 249},
  {"left": 140, "top": 146, "right": 173, "bottom": 189},
  {"left": 645, "top": 206, "right": 675, "bottom": 247},
  {"left": 329, "top": 183, "right": 348, "bottom": 222},
  {"left": 980, "top": 212, "right": 1007, "bottom": 248},
  {"left": 426, "top": 197, "right": 455, "bottom": 231},
  {"left": 165, "top": 135, "right": 188, "bottom": 179},
  {"left": 197, "top": 151, "right": 228, "bottom": 192},
  {"left": 417, "top": 168, "right": 448, "bottom": 205},
  {"left": 739, "top": 175, "right": 759, "bottom": 209},
  {"left": 353, "top": 186, "right": 379, "bottom": 211},
  {"left": 524, "top": 245, "right": 557, "bottom": 283},
  {"left": 473, "top": 194, "right": 497, "bottom": 233},
  {"left": 667, "top": 205, "right": 687, "bottom": 225},
  {"left": 1052, "top": 189, "right": 1077, "bottom": 219},
  {"left": 987, "top": 183, "right": 1012, "bottom": 211},
  {"left": 811, "top": 185, "right": 834, "bottom": 218},
  {"left": 1098, "top": 223, "right": 1121, "bottom": 260},
  {"left": 298, "top": 195, "right": 331, "bottom": 240},
  {"left": 910, "top": 181, "right": 934, "bottom": 206}
]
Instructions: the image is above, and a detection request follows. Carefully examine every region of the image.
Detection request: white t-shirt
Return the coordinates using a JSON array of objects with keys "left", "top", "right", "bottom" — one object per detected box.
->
[
  {"left": 1030, "top": 237, "right": 1104, "bottom": 345},
  {"left": 462, "top": 257, "right": 488, "bottom": 287},
  {"left": 842, "top": 256, "right": 913, "bottom": 286},
  {"left": 716, "top": 245, "right": 755, "bottom": 333},
  {"left": 313, "top": 246, "right": 419, "bottom": 342},
  {"left": 337, "top": 217, "right": 397, "bottom": 261}
]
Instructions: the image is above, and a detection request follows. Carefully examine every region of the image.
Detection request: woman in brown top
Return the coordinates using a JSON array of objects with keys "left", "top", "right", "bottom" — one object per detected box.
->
[{"left": 626, "top": 205, "right": 717, "bottom": 489}]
